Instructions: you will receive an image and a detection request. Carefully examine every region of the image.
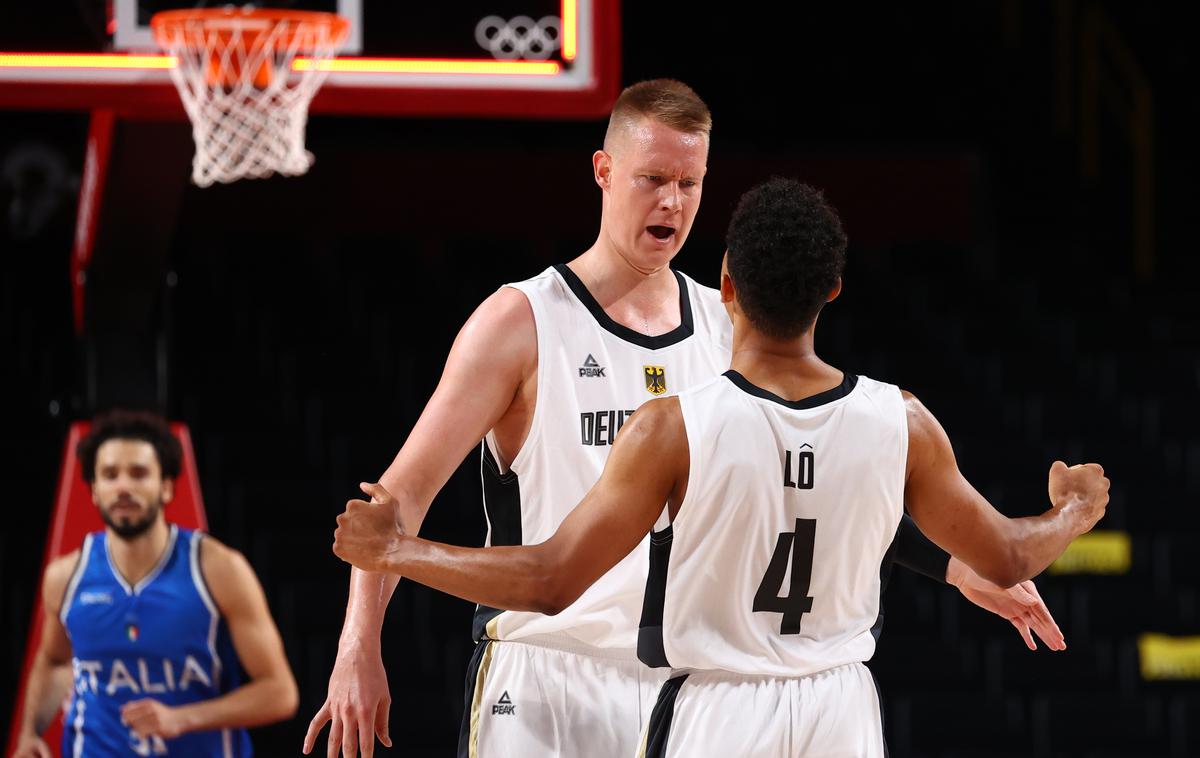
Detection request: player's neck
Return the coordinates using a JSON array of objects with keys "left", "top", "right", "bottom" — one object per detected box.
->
[
  {"left": 567, "top": 244, "right": 681, "bottom": 335},
  {"left": 107, "top": 518, "right": 172, "bottom": 586},
  {"left": 728, "top": 327, "right": 843, "bottom": 401}
]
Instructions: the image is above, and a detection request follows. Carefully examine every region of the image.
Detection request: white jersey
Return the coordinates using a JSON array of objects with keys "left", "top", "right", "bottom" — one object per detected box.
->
[
  {"left": 638, "top": 371, "right": 907, "bottom": 677},
  {"left": 476, "top": 265, "right": 731, "bottom": 651}
]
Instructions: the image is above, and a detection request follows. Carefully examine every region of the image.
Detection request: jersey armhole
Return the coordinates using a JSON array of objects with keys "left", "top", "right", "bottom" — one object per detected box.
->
[
  {"left": 496, "top": 281, "right": 546, "bottom": 476},
  {"left": 189, "top": 531, "right": 220, "bottom": 617},
  {"left": 57, "top": 534, "right": 93, "bottom": 626},
  {"left": 894, "top": 384, "right": 910, "bottom": 521},
  {"left": 662, "top": 392, "right": 703, "bottom": 533}
]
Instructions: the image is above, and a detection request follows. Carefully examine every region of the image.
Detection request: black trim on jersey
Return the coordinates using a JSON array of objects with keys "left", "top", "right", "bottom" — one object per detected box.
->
[
  {"left": 723, "top": 370, "right": 858, "bottom": 409},
  {"left": 894, "top": 513, "right": 950, "bottom": 584},
  {"left": 553, "top": 263, "right": 695, "bottom": 349},
  {"left": 480, "top": 442, "right": 522, "bottom": 545},
  {"left": 472, "top": 606, "right": 502, "bottom": 642},
  {"left": 869, "top": 667, "right": 891, "bottom": 758},
  {"left": 473, "top": 442, "right": 522, "bottom": 640},
  {"left": 871, "top": 521, "right": 902, "bottom": 642},
  {"left": 637, "top": 525, "right": 674, "bottom": 668},
  {"left": 644, "top": 674, "right": 688, "bottom": 758},
  {"left": 457, "top": 639, "right": 492, "bottom": 758}
]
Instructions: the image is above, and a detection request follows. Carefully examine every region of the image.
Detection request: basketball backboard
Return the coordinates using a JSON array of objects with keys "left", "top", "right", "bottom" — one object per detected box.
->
[{"left": 0, "top": 0, "right": 620, "bottom": 118}]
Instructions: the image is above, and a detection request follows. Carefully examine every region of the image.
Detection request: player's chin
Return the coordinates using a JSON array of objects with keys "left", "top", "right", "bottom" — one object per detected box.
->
[{"left": 632, "top": 237, "right": 681, "bottom": 269}]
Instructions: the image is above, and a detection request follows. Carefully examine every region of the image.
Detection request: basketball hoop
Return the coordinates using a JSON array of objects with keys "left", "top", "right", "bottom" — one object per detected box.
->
[{"left": 151, "top": 8, "right": 348, "bottom": 187}]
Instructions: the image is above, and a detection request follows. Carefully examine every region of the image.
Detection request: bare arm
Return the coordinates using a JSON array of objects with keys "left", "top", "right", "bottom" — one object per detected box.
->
[
  {"left": 333, "top": 397, "right": 689, "bottom": 616},
  {"left": 344, "top": 287, "right": 538, "bottom": 631},
  {"left": 121, "top": 538, "right": 298, "bottom": 739},
  {"left": 305, "top": 286, "right": 537, "bottom": 757},
  {"left": 12, "top": 554, "right": 77, "bottom": 758},
  {"left": 903, "top": 391, "right": 1109, "bottom": 587}
]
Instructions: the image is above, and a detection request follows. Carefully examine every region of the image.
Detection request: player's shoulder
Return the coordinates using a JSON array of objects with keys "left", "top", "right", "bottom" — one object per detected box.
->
[
  {"left": 623, "top": 395, "right": 685, "bottom": 445},
  {"left": 899, "top": 388, "right": 933, "bottom": 424},
  {"left": 495, "top": 266, "right": 565, "bottom": 308},
  {"left": 197, "top": 533, "right": 257, "bottom": 587},
  {"left": 506, "top": 265, "right": 560, "bottom": 289},
  {"left": 638, "top": 393, "right": 683, "bottom": 420},
  {"left": 457, "top": 285, "right": 538, "bottom": 367},
  {"left": 481, "top": 284, "right": 536, "bottom": 324},
  {"left": 677, "top": 371, "right": 732, "bottom": 401},
  {"left": 196, "top": 533, "right": 266, "bottom": 613},
  {"left": 897, "top": 388, "right": 951, "bottom": 462},
  {"left": 197, "top": 532, "right": 248, "bottom": 572},
  {"left": 42, "top": 548, "right": 84, "bottom": 611}
]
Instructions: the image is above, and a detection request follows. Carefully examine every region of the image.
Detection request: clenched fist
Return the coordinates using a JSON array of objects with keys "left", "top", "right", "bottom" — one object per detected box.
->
[
  {"left": 332, "top": 482, "right": 407, "bottom": 573},
  {"left": 1048, "top": 461, "right": 1110, "bottom": 534}
]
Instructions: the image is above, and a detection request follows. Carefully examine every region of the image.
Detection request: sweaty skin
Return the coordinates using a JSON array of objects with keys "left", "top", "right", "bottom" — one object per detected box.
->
[
  {"left": 330, "top": 270, "right": 1107, "bottom": 653},
  {"left": 305, "top": 118, "right": 1070, "bottom": 758}
]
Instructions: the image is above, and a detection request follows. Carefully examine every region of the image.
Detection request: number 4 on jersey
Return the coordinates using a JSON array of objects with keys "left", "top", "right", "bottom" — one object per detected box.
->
[{"left": 753, "top": 518, "right": 816, "bottom": 634}]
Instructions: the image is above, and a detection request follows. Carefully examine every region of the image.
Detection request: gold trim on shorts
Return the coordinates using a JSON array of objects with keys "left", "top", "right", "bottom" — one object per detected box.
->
[{"left": 468, "top": 641, "right": 497, "bottom": 758}]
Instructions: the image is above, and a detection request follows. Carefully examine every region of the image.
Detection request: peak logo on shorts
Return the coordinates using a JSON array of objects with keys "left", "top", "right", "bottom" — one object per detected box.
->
[
  {"left": 579, "top": 354, "right": 606, "bottom": 378},
  {"left": 644, "top": 365, "right": 667, "bottom": 395},
  {"left": 492, "top": 690, "right": 516, "bottom": 716}
]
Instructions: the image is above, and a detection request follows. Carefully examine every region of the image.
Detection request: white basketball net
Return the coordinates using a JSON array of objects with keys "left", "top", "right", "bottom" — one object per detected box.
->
[{"left": 155, "top": 12, "right": 345, "bottom": 187}]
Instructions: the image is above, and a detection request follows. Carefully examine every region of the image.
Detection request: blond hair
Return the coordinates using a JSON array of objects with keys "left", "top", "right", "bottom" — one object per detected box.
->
[{"left": 604, "top": 79, "right": 711, "bottom": 151}]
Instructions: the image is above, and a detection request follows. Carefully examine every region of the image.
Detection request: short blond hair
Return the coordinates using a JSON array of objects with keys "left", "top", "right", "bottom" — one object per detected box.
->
[{"left": 604, "top": 79, "right": 711, "bottom": 151}]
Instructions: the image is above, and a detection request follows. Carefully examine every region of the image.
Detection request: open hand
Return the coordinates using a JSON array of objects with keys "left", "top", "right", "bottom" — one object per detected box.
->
[
  {"left": 947, "top": 556, "right": 1065, "bottom": 651},
  {"left": 302, "top": 643, "right": 392, "bottom": 758}
]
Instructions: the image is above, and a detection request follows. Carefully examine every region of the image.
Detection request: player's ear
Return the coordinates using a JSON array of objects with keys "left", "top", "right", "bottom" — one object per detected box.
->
[
  {"left": 593, "top": 150, "right": 612, "bottom": 190},
  {"left": 161, "top": 478, "right": 175, "bottom": 504},
  {"left": 719, "top": 253, "right": 735, "bottom": 304},
  {"left": 826, "top": 277, "right": 842, "bottom": 303}
]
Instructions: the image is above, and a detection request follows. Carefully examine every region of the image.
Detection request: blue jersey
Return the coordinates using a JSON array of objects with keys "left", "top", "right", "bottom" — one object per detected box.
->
[{"left": 59, "top": 525, "right": 253, "bottom": 757}]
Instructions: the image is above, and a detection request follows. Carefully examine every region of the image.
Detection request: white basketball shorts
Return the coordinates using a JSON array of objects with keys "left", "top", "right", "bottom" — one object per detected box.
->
[
  {"left": 459, "top": 634, "right": 670, "bottom": 758},
  {"left": 638, "top": 662, "right": 886, "bottom": 757}
]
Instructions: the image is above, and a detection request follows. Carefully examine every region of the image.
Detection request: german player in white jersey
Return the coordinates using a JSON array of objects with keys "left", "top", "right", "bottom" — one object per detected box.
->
[
  {"left": 304, "top": 80, "right": 1065, "bottom": 758},
  {"left": 330, "top": 177, "right": 1110, "bottom": 756}
]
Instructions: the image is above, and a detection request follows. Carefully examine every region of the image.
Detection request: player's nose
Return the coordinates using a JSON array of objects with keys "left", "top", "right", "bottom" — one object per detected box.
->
[{"left": 658, "top": 183, "right": 681, "bottom": 211}]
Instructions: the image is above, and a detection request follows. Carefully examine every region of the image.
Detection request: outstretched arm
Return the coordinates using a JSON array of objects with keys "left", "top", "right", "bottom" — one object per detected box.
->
[
  {"left": 903, "top": 391, "right": 1109, "bottom": 587},
  {"left": 304, "top": 286, "right": 539, "bottom": 758},
  {"left": 894, "top": 514, "right": 1065, "bottom": 651},
  {"left": 332, "top": 397, "right": 689, "bottom": 616}
]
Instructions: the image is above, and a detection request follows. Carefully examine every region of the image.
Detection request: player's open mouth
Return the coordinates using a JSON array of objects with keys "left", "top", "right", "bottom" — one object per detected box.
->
[{"left": 646, "top": 225, "right": 675, "bottom": 241}]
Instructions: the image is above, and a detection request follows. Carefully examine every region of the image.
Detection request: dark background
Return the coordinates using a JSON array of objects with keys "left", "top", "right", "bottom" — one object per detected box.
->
[{"left": 3, "top": 2, "right": 1198, "bottom": 756}]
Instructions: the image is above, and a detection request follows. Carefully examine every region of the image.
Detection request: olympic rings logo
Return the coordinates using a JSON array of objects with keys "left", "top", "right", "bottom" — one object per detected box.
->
[{"left": 475, "top": 15, "right": 562, "bottom": 60}]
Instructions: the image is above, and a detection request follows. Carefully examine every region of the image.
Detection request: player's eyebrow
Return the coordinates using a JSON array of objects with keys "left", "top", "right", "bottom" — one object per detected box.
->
[{"left": 638, "top": 168, "right": 702, "bottom": 179}]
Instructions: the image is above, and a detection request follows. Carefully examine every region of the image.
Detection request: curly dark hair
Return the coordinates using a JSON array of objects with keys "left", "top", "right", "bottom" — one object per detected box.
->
[
  {"left": 77, "top": 410, "right": 183, "bottom": 483},
  {"left": 725, "top": 178, "right": 847, "bottom": 338}
]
